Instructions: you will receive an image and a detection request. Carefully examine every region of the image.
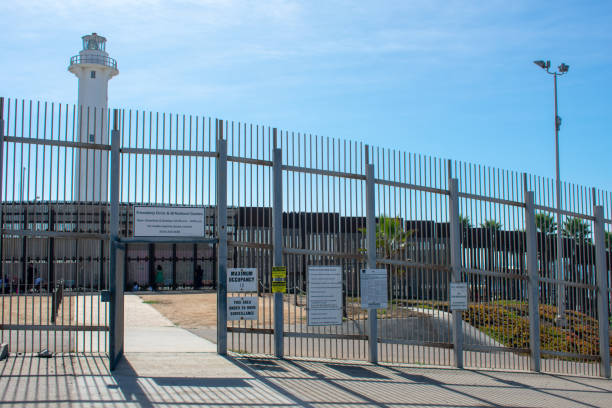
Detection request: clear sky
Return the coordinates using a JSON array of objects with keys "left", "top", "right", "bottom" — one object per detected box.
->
[{"left": 1, "top": 1, "right": 610, "bottom": 192}]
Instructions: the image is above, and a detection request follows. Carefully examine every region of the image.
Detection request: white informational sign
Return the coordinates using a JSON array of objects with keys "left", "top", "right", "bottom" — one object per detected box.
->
[
  {"left": 227, "top": 296, "right": 258, "bottom": 320},
  {"left": 450, "top": 282, "right": 468, "bottom": 310},
  {"left": 227, "top": 268, "right": 258, "bottom": 293},
  {"left": 360, "top": 269, "right": 388, "bottom": 309},
  {"left": 134, "top": 206, "right": 205, "bottom": 237},
  {"left": 307, "top": 266, "right": 343, "bottom": 326}
]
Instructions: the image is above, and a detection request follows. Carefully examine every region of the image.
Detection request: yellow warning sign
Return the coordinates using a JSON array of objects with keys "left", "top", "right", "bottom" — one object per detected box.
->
[{"left": 271, "top": 266, "right": 287, "bottom": 293}]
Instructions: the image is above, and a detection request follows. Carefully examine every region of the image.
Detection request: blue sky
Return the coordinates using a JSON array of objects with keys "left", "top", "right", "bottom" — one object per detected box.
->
[{"left": 1, "top": 1, "right": 611, "bottom": 192}]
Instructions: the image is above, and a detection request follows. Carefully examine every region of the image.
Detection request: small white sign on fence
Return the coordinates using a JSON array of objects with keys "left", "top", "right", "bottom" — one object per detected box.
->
[
  {"left": 360, "top": 269, "right": 388, "bottom": 309},
  {"left": 227, "top": 268, "right": 258, "bottom": 293},
  {"left": 307, "top": 266, "right": 343, "bottom": 326},
  {"left": 227, "top": 296, "right": 258, "bottom": 320},
  {"left": 134, "top": 206, "right": 205, "bottom": 237},
  {"left": 450, "top": 282, "right": 468, "bottom": 310}
]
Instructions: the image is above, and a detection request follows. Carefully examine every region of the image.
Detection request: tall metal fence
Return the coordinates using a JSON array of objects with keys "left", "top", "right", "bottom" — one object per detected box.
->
[
  {"left": 1, "top": 97, "right": 610, "bottom": 378},
  {"left": 0, "top": 99, "right": 111, "bottom": 355}
]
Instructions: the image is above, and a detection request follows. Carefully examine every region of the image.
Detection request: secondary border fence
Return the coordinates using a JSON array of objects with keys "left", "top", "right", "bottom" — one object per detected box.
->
[{"left": 0, "top": 97, "right": 610, "bottom": 378}]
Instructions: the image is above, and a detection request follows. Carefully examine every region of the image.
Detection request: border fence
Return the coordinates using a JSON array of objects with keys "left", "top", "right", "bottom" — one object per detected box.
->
[{"left": 0, "top": 97, "right": 610, "bottom": 378}]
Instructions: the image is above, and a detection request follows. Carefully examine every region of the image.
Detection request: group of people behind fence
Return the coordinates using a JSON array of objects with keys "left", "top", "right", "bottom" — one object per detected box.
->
[
  {"left": 1, "top": 262, "right": 209, "bottom": 294},
  {"left": 129, "top": 264, "right": 206, "bottom": 292},
  {"left": 0, "top": 263, "right": 47, "bottom": 293}
]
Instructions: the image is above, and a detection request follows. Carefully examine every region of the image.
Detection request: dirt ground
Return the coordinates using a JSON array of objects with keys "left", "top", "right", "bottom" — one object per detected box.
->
[
  {"left": 137, "top": 292, "right": 308, "bottom": 328},
  {"left": 1, "top": 294, "right": 73, "bottom": 325},
  {"left": 136, "top": 291, "right": 427, "bottom": 330}
]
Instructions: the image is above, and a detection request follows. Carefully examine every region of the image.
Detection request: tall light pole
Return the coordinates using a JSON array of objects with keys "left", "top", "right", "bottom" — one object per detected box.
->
[{"left": 534, "top": 59, "right": 569, "bottom": 324}]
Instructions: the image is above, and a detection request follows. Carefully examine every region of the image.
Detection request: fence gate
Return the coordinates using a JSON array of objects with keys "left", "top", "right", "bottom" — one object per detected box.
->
[{"left": 1, "top": 98, "right": 111, "bottom": 355}]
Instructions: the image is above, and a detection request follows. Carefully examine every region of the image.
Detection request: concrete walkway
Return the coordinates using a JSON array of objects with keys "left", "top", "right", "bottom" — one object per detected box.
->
[
  {"left": 1, "top": 293, "right": 611, "bottom": 407},
  {"left": 124, "top": 294, "right": 216, "bottom": 353}
]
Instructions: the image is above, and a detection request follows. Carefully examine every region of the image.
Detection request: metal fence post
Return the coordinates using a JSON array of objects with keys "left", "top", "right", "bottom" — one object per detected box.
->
[
  {"left": 0, "top": 98, "right": 4, "bottom": 283},
  {"left": 272, "top": 129, "right": 284, "bottom": 358},
  {"left": 524, "top": 188, "right": 541, "bottom": 372},
  {"left": 593, "top": 204, "right": 611, "bottom": 378},
  {"left": 366, "top": 159, "right": 378, "bottom": 364},
  {"left": 216, "top": 120, "right": 228, "bottom": 355},
  {"left": 448, "top": 177, "right": 464, "bottom": 368},
  {"left": 109, "top": 109, "right": 124, "bottom": 370}
]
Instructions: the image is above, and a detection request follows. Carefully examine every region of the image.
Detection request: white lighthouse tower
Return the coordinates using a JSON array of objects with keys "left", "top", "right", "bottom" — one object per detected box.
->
[{"left": 68, "top": 33, "right": 119, "bottom": 202}]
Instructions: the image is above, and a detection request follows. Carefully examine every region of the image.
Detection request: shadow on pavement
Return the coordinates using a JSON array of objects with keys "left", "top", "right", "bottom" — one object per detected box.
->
[{"left": 1, "top": 353, "right": 610, "bottom": 407}]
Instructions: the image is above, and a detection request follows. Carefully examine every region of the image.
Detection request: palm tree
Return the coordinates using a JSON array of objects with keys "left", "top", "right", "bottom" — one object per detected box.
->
[
  {"left": 563, "top": 217, "right": 590, "bottom": 242},
  {"left": 374, "top": 216, "right": 412, "bottom": 259},
  {"left": 459, "top": 214, "right": 475, "bottom": 274},
  {"left": 360, "top": 216, "right": 414, "bottom": 300},
  {"left": 535, "top": 212, "right": 557, "bottom": 234},
  {"left": 359, "top": 216, "right": 413, "bottom": 258},
  {"left": 480, "top": 219, "right": 502, "bottom": 300},
  {"left": 481, "top": 220, "right": 502, "bottom": 230},
  {"left": 534, "top": 212, "right": 556, "bottom": 285},
  {"left": 562, "top": 217, "right": 591, "bottom": 311},
  {"left": 459, "top": 215, "right": 472, "bottom": 231}
]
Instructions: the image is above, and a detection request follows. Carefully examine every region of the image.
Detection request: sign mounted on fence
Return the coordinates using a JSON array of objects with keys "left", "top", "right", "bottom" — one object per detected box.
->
[
  {"left": 227, "top": 268, "right": 257, "bottom": 293},
  {"left": 134, "top": 206, "right": 205, "bottom": 237},
  {"left": 450, "top": 282, "right": 468, "bottom": 310},
  {"left": 360, "top": 269, "right": 388, "bottom": 309},
  {"left": 307, "top": 266, "right": 343, "bottom": 326},
  {"left": 227, "top": 296, "right": 258, "bottom": 320},
  {"left": 271, "top": 266, "right": 287, "bottom": 293}
]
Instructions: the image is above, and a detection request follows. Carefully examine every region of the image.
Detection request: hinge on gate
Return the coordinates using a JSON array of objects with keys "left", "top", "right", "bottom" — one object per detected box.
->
[{"left": 101, "top": 290, "right": 111, "bottom": 302}]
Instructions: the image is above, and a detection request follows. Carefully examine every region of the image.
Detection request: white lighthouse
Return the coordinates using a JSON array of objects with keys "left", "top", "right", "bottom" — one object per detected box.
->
[{"left": 68, "top": 33, "right": 119, "bottom": 202}]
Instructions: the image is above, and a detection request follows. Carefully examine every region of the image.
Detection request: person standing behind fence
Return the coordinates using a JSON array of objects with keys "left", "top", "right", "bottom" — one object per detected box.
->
[
  {"left": 155, "top": 265, "right": 164, "bottom": 291},
  {"left": 194, "top": 264, "right": 203, "bottom": 290},
  {"left": 33, "top": 276, "right": 43, "bottom": 292},
  {"left": 27, "top": 263, "right": 35, "bottom": 290}
]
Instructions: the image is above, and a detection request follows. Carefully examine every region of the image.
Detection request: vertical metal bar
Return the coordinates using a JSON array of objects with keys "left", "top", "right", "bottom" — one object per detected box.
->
[
  {"left": 593, "top": 204, "right": 611, "bottom": 378},
  {"left": 216, "top": 120, "right": 228, "bottom": 355},
  {"left": 365, "top": 155, "right": 378, "bottom": 364},
  {"left": 171, "top": 244, "right": 177, "bottom": 289},
  {"left": 0, "top": 98, "right": 5, "bottom": 308},
  {"left": 272, "top": 129, "right": 284, "bottom": 358},
  {"left": 449, "top": 177, "right": 464, "bottom": 368},
  {"left": 109, "top": 109, "right": 123, "bottom": 369},
  {"left": 524, "top": 185, "right": 541, "bottom": 372}
]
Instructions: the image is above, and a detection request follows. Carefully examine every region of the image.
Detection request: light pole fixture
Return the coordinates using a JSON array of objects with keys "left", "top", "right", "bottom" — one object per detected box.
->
[{"left": 534, "top": 59, "right": 569, "bottom": 324}]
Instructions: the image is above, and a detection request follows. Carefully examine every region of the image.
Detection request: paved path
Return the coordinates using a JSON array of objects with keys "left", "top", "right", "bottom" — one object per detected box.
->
[
  {"left": 124, "top": 294, "right": 216, "bottom": 353},
  {"left": 1, "top": 293, "right": 611, "bottom": 407}
]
